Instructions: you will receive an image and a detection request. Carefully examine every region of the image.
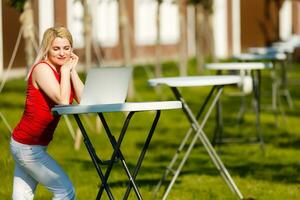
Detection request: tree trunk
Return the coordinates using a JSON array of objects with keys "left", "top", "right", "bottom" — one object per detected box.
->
[
  {"left": 202, "top": 0, "right": 216, "bottom": 61},
  {"left": 195, "top": 4, "right": 204, "bottom": 73},
  {"left": 118, "top": 0, "right": 134, "bottom": 98},
  {"left": 178, "top": 0, "right": 188, "bottom": 76},
  {"left": 19, "top": 0, "right": 37, "bottom": 72},
  {"left": 155, "top": 0, "right": 162, "bottom": 78},
  {"left": 204, "top": 7, "right": 216, "bottom": 62},
  {"left": 82, "top": 0, "right": 92, "bottom": 72},
  {"left": 119, "top": 0, "right": 131, "bottom": 66}
]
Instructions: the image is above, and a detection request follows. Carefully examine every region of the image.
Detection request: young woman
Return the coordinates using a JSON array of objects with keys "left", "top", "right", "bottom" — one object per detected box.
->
[{"left": 10, "top": 26, "right": 84, "bottom": 200}]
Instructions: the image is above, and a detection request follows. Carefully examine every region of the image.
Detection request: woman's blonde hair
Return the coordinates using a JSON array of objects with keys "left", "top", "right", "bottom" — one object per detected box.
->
[{"left": 26, "top": 26, "right": 73, "bottom": 80}]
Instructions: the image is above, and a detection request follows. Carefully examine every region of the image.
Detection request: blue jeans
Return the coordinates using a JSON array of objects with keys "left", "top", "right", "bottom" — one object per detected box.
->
[{"left": 10, "top": 138, "right": 75, "bottom": 200}]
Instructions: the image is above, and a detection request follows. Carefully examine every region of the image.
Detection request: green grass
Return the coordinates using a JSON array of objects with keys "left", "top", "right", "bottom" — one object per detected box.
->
[{"left": 1, "top": 61, "right": 300, "bottom": 199}]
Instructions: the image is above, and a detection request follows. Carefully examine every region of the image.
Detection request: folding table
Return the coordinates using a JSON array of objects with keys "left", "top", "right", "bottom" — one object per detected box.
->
[
  {"left": 148, "top": 75, "right": 243, "bottom": 200},
  {"left": 205, "top": 62, "right": 273, "bottom": 150},
  {"left": 52, "top": 101, "right": 182, "bottom": 200},
  {"left": 248, "top": 46, "right": 294, "bottom": 55},
  {"left": 248, "top": 47, "right": 295, "bottom": 106},
  {"left": 248, "top": 47, "right": 294, "bottom": 91},
  {"left": 233, "top": 53, "right": 293, "bottom": 112}
]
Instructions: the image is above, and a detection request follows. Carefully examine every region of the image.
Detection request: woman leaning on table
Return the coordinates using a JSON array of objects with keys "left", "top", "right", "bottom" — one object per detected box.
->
[{"left": 10, "top": 26, "right": 84, "bottom": 200}]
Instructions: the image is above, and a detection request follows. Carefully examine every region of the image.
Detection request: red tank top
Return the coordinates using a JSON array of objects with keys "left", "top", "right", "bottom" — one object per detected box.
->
[{"left": 12, "top": 61, "right": 74, "bottom": 146}]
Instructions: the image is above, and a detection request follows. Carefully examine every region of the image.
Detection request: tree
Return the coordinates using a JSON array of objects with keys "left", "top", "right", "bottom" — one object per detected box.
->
[
  {"left": 10, "top": 0, "right": 38, "bottom": 72},
  {"left": 118, "top": 0, "right": 134, "bottom": 98},
  {"left": 188, "top": 0, "right": 215, "bottom": 73},
  {"left": 81, "top": 0, "right": 92, "bottom": 72},
  {"left": 178, "top": 0, "right": 188, "bottom": 76},
  {"left": 155, "top": 0, "right": 163, "bottom": 78}
]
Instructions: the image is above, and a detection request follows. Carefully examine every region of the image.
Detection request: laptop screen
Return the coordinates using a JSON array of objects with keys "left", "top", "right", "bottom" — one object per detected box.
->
[{"left": 80, "top": 67, "right": 133, "bottom": 105}]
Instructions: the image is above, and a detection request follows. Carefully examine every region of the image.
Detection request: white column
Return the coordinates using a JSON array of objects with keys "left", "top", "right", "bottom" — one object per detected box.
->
[
  {"left": 213, "top": 0, "right": 228, "bottom": 58},
  {"left": 160, "top": 2, "right": 179, "bottom": 44},
  {"left": 92, "top": 0, "right": 118, "bottom": 47},
  {"left": 0, "top": 0, "right": 3, "bottom": 77},
  {"left": 134, "top": 0, "right": 157, "bottom": 45},
  {"left": 232, "top": 0, "right": 241, "bottom": 55},
  {"left": 279, "top": 0, "right": 292, "bottom": 40},
  {"left": 67, "top": 0, "right": 84, "bottom": 48},
  {"left": 38, "top": 0, "right": 54, "bottom": 42},
  {"left": 187, "top": 5, "right": 195, "bottom": 56},
  {"left": 134, "top": 0, "right": 179, "bottom": 46}
]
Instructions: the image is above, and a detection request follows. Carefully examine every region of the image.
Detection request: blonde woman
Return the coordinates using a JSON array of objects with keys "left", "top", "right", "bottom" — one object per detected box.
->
[{"left": 10, "top": 26, "right": 83, "bottom": 200}]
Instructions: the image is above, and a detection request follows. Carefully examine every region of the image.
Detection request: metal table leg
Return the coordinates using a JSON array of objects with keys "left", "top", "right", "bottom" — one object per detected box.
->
[
  {"left": 251, "top": 70, "right": 265, "bottom": 152},
  {"left": 279, "top": 60, "right": 293, "bottom": 109},
  {"left": 161, "top": 86, "right": 243, "bottom": 200},
  {"left": 123, "top": 111, "right": 161, "bottom": 199},
  {"left": 75, "top": 111, "right": 161, "bottom": 200},
  {"left": 153, "top": 87, "right": 217, "bottom": 198},
  {"left": 74, "top": 114, "right": 114, "bottom": 200},
  {"left": 96, "top": 112, "right": 139, "bottom": 199}
]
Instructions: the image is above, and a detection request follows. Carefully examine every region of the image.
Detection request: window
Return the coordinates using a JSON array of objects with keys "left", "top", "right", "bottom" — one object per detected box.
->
[{"left": 134, "top": 0, "right": 179, "bottom": 45}]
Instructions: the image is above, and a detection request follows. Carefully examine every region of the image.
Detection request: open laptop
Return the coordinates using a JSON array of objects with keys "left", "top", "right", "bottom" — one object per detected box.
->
[{"left": 80, "top": 67, "right": 133, "bottom": 105}]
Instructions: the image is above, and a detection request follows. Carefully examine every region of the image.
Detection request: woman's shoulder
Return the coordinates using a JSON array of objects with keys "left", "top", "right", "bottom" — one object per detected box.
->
[
  {"left": 31, "top": 62, "right": 59, "bottom": 82},
  {"left": 32, "top": 62, "right": 55, "bottom": 73},
  {"left": 34, "top": 61, "right": 51, "bottom": 68}
]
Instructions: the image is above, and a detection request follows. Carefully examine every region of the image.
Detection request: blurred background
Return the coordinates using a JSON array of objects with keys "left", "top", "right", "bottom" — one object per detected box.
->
[
  {"left": 1, "top": 1, "right": 300, "bottom": 199},
  {"left": 1, "top": 0, "right": 300, "bottom": 78}
]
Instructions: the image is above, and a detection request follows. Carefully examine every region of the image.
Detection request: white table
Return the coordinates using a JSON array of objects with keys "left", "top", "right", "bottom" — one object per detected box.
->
[
  {"left": 248, "top": 46, "right": 294, "bottom": 55},
  {"left": 205, "top": 62, "right": 273, "bottom": 150},
  {"left": 248, "top": 46, "right": 294, "bottom": 71},
  {"left": 272, "top": 35, "right": 300, "bottom": 53},
  {"left": 234, "top": 52, "right": 293, "bottom": 118},
  {"left": 52, "top": 101, "right": 182, "bottom": 200},
  {"left": 233, "top": 53, "right": 287, "bottom": 61},
  {"left": 149, "top": 75, "right": 244, "bottom": 200},
  {"left": 206, "top": 62, "right": 272, "bottom": 70}
]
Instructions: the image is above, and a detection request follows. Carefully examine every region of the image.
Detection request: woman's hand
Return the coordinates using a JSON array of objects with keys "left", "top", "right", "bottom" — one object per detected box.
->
[
  {"left": 61, "top": 59, "right": 74, "bottom": 73},
  {"left": 61, "top": 53, "right": 78, "bottom": 73},
  {"left": 69, "top": 52, "right": 83, "bottom": 103},
  {"left": 70, "top": 53, "right": 79, "bottom": 72}
]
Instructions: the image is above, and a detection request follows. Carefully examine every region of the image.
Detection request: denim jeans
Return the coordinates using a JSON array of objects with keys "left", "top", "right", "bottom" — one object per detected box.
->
[{"left": 10, "top": 138, "right": 75, "bottom": 200}]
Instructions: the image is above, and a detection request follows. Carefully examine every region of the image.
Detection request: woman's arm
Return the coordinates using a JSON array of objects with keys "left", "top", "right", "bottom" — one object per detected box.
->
[
  {"left": 70, "top": 69, "right": 84, "bottom": 103},
  {"left": 69, "top": 53, "right": 84, "bottom": 103},
  {"left": 32, "top": 61, "right": 74, "bottom": 105}
]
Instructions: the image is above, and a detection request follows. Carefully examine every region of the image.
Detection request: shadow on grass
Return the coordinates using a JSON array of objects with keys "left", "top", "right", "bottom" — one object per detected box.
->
[
  {"left": 0, "top": 102, "right": 24, "bottom": 109},
  {"left": 1, "top": 85, "right": 26, "bottom": 93},
  {"left": 276, "top": 138, "right": 300, "bottom": 148},
  {"left": 159, "top": 153, "right": 300, "bottom": 184},
  {"left": 71, "top": 146, "right": 300, "bottom": 185},
  {"left": 68, "top": 157, "right": 172, "bottom": 178},
  {"left": 262, "top": 128, "right": 300, "bottom": 149},
  {"left": 96, "top": 177, "right": 161, "bottom": 189},
  {"left": 70, "top": 153, "right": 300, "bottom": 193},
  {"left": 231, "top": 162, "right": 300, "bottom": 184}
]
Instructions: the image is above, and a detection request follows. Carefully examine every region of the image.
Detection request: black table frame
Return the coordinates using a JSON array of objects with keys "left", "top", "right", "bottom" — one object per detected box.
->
[
  {"left": 212, "top": 69, "right": 264, "bottom": 151},
  {"left": 73, "top": 110, "right": 161, "bottom": 200},
  {"left": 153, "top": 85, "right": 244, "bottom": 200}
]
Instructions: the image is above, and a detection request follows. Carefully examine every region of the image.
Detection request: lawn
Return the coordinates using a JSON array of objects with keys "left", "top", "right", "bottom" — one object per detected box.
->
[{"left": 1, "top": 61, "right": 300, "bottom": 199}]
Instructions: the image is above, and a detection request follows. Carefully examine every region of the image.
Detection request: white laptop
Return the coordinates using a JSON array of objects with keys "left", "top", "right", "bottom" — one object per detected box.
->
[{"left": 80, "top": 67, "right": 133, "bottom": 105}]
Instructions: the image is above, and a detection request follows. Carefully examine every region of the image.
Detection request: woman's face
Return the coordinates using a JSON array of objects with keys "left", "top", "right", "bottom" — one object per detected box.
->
[{"left": 47, "top": 37, "right": 72, "bottom": 67}]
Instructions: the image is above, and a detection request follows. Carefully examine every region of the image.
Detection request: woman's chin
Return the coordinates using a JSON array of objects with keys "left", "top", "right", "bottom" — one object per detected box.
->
[{"left": 55, "top": 60, "right": 67, "bottom": 66}]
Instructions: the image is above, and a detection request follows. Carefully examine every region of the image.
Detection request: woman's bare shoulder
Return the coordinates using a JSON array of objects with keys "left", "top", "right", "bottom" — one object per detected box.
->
[
  {"left": 33, "top": 62, "right": 53, "bottom": 73},
  {"left": 32, "top": 63, "right": 57, "bottom": 81}
]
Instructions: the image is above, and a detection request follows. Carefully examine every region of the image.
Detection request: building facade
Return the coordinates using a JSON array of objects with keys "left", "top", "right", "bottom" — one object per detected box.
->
[{"left": 1, "top": 0, "right": 300, "bottom": 75}]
